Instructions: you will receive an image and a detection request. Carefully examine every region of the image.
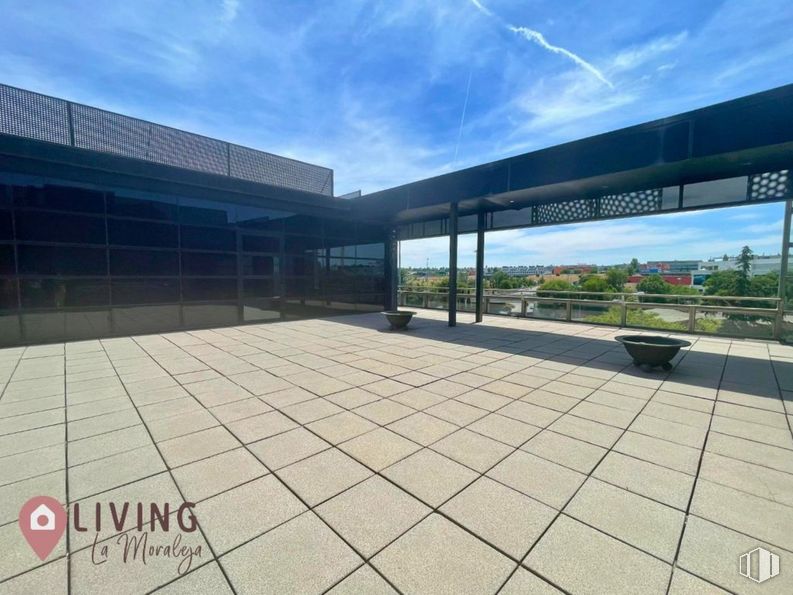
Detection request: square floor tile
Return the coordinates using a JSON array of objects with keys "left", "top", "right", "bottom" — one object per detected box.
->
[
  {"left": 355, "top": 399, "right": 415, "bottom": 425},
  {"left": 277, "top": 448, "right": 372, "bottom": 506},
  {"left": 425, "top": 399, "right": 487, "bottom": 426},
  {"left": 432, "top": 428, "right": 512, "bottom": 472},
  {"left": 525, "top": 515, "right": 671, "bottom": 595},
  {"left": 172, "top": 447, "right": 267, "bottom": 502},
  {"left": 226, "top": 411, "right": 298, "bottom": 444},
  {"left": 282, "top": 397, "right": 344, "bottom": 424},
  {"left": 158, "top": 426, "right": 240, "bottom": 467},
  {"left": 372, "top": 514, "right": 513, "bottom": 594},
  {"left": 327, "top": 565, "right": 397, "bottom": 594},
  {"left": 387, "top": 412, "right": 457, "bottom": 446},
  {"left": 307, "top": 411, "right": 377, "bottom": 444},
  {"left": 468, "top": 413, "right": 540, "bottom": 447},
  {"left": 196, "top": 474, "right": 306, "bottom": 553},
  {"left": 441, "top": 476, "right": 556, "bottom": 559},
  {"left": 316, "top": 475, "right": 429, "bottom": 557},
  {"left": 566, "top": 478, "right": 685, "bottom": 562},
  {"left": 383, "top": 448, "right": 478, "bottom": 507},
  {"left": 248, "top": 427, "right": 330, "bottom": 470},
  {"left": 487, "top": 450, "right": 585, "bottom": 510},
  {"left": 521, "top": 431, "right": 606, "bottom": 474},
  {"left": 593, "top": 452, "right": 694, "bottom": 511},
  {"left": 340, "top": 427, "right": 421, "bottom": 471},
  {"left": 221, "top": 511, "right": 362, "bottom": 593}
]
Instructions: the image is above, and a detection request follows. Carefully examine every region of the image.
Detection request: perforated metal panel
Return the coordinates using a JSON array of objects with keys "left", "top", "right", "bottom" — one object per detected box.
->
[
  {"left": 0, "top": 84, "right": 333, "bottom": 196},
  {"left": 749, "top": 170, "right": 790, "bottom": 201},
  {"left": 600, "top": 189, "right": 662, "bottom": 217},
  {"left": 534, "top": 199, "right": 595, "bottom": 225}
]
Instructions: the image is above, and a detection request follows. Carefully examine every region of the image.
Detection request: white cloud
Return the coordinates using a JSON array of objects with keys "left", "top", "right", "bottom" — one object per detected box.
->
[{"left": 609, "top": 32, "right": 688, "bottom": 72}]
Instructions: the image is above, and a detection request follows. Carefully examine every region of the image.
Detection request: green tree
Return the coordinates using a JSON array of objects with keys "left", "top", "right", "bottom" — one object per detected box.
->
[
  {"left": 736, "top": 246, "right": 753, "bottom": 295},
  {"left": 537, "top": 279, "right": 575, "bottom": 298},
  {"left": 580, "top": 276, "right": 614, "bottom": 300},
  {"left": 637, "top": 274, "right": 671, "bottom": 295},
  {"left": 704, "top": 270, "right": 740, "bottom": 296},
  {"left": 605, "top": 268, "right": 628, "bottom": 292},
  {"left": 627, "top": 258, "right": 640, "bottom": 275}
]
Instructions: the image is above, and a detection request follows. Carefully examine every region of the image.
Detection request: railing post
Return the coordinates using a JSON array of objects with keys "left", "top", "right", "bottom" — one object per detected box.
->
[
  {"left": 565, "top": 300, "right": 572, "bottom": 322},
  {"left": 774, "top": 299, "right": 784, "bottom": 341},
  {"left": 520, "top": 297, "right": 527, "bottom": 317},
  {"left": 620, "top": 298, "right": 627, "bottom": 327},
  {"left": 423, "top": 293, "right": 429, "bottom": 309},
  {"left": 688, "top": 305, "right": 697, "bottom": 333}
]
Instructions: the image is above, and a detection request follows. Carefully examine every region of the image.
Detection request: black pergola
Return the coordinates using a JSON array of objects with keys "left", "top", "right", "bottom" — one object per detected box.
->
[{"left": 354, "top": 84, "right": 793, "bottom": 326}]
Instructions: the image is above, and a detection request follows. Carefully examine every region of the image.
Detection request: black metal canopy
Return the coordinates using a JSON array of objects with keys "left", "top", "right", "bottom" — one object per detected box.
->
[{"left": 353, "top": 83, "right": 793, "bottom": 228}]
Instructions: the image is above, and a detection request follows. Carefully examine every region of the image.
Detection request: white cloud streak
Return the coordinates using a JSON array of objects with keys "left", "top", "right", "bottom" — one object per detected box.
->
[{"left": 510, "top": 26, "right": 614, "bottom": 89}]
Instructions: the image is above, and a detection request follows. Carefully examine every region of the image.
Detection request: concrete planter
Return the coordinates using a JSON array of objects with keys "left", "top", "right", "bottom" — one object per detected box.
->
[
  {"left": 382, "top": 310, "right": 416, "bottom": 330},
  {"left": 616, "top": 335, "right": 691, "bottom": 371}
]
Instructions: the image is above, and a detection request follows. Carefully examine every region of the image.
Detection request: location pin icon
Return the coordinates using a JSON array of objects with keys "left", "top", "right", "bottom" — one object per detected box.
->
[{"left": 19, "top": 496, "right": 67, "bottom": 560}]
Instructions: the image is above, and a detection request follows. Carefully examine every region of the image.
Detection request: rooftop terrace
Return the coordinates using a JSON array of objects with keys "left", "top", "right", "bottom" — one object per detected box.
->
[{"left": 1, "top": 310, "right": 792, "bottom": 593}]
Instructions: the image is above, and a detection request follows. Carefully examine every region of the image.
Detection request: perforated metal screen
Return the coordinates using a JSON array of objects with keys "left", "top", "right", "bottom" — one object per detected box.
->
[{"left": 0, "top": 84, "right": 334, "bottom": 196}]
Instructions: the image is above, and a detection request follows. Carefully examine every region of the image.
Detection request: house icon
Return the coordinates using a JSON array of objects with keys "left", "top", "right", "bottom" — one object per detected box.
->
[{"left": 29, "top": 504, "right": 56, "bottom": 531}]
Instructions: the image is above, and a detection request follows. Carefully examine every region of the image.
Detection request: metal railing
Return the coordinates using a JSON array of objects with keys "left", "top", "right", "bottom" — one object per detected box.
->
[
  {"left": 398, "top": 287, "right": 786, "bottom": 340},
  {"left": 0, "top": 83, "right": 334, "bottom": 196}
]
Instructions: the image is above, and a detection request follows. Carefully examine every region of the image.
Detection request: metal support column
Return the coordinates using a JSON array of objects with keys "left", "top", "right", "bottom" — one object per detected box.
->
[
  {"left": 448, "top": 203, "right": 458, "bottom": 327},
  {"left": 475, "top": 212, "right": 485, "bottom": 323},
  {"left": 385, "top": 227, "right": 399, "bottom": 311},
  {"left": 775, "top": 200, "right": 792, "bottom": 340}
]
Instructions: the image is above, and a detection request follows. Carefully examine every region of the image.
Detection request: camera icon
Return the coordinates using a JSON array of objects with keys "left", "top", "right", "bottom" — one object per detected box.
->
[{"left": 29, "top": 504, "right": 56, "bottom": 531}]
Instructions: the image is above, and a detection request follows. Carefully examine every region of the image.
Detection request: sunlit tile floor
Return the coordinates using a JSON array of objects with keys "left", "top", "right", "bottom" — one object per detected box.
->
[{"left": 1, "top": 309, "right": 792, "bottom": 594}]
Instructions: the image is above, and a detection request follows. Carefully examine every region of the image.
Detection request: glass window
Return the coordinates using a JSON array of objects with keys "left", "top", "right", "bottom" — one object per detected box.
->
[
  {"left": 112, "top": 305, "right": 180, "bottom": 334},
  {"left": 242, "top": 235, "right": 280, "bottom": 253},
  {"left": 683, "top": 177, "right": 748, "bottom": 208},
  {"left": 0, "top": 279, "right": 17, "bottom": 309},
  {"left": 179, "top": 198, "right": 235, "bottom": 226},
  {"left": 111, "top": 278, "right": 180, "bottom": 305},
  {"left": 243, "top": 278, "right": 275, "bottom": 297},
  {"left": 107, "top": 193, "right": 178, "bottom": 221},
  {"left": 16, "top": 211, "right": 106, "bottom": 244},
  {"left": 354, "top": 243, "right": 385, "bottom": 259},
  {"left": 20, "top": 279, "right": 109, "bottom": 308},
  {"left": 324, "top": 218, "right": 355, "bottom": 239},
  {"left": 18, "top": 246, "right": 107, "bottom": 276},
  {"left": 661, "top": 186, "right": 680, "bottom": 210},
  {"left": 236, "top": 206, "right": 291, "bottom": 230},
  {"left": 182, "top": 278, "right": 238, "bottom": 301},
  {"left": 110, "top": 249, "right": 179, "bottom": 276},
  {"left": 181, "top": 252, "right": 237, "bottom": 276},
  {"left": 357, "top": 223, "right": 384, "bottom": 244},
  {"left": 0, "top": 210, "right": 12, "bottom": 240},
  {"left": 284, "top": 235, "right": 323, "bottom": 254},
  {"left": 181, "top": 225, "right": 236, "bottom": 251},
  {"left": 0, "top": 245, "right": 14, "bottom": 275},
  {"left": 285, "top": 214, "right": 323, "bottom": 235},
  {"left": 13, "top": 184, "right": 105, "bottom": 213},
  {"left": 242, "top": 255, "right": 276, "bottom": 276},
  {"left": 108, "top": 219, "right": 177, "bottom": 248}
]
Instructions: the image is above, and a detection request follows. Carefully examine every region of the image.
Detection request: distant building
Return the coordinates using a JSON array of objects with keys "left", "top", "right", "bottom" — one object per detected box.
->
[
  {"left": 639, "top": 260, "right": 700, "bottom": 274},
  {"left": 629, "top": 274, "right": 692, "bottom": 286},
  {"left": 552, "top": 264, "right": 596, "bottom": 275},
  {"left": 696, "top": 254, "right": 781, "bottom": 276}
]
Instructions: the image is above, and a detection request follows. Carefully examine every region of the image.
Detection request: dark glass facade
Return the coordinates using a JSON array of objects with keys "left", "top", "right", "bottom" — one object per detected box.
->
[{"left": 0, "top": 174, "right": 386, "bottom": 345}]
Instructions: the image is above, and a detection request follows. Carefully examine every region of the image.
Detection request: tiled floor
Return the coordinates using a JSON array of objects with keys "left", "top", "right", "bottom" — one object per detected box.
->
[{"left": 1, "top": 309, "right": 793, "bottom": 594}]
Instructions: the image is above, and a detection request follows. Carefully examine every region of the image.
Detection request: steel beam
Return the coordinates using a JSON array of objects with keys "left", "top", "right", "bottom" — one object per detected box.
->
[
  {"left": 475, "top": 211, "right": 485, "bottom": 323},
  {"left": 449, "top": 203, "right": 458, "bottom": 327}
]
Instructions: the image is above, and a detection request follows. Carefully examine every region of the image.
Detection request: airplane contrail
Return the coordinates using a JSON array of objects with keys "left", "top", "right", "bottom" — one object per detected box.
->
[{"left": 467, "top": 0, "right": 613, "bottom": 88}]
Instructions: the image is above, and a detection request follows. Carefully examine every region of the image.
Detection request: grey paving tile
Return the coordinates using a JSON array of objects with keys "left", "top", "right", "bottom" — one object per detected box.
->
[
  {"left": 282, "top": 397, "right": 343, "bottom": 424},
  {"left": 355, "top": 399, "right": 415, "bottom": 425},
  {"left": 277, "top": 448, "right": 372, "bottom": 506},
  {"left": 306, "top": 411, "right": 377, "bottom": 444},
  {"left": 316, "top": 475, "right": 430, "bottom": 557},
  {"left": 710, "top": 415, "right": 793, "bottom": 449},
  {"left": 521, "top": 430, "right": 606, "bottom": 474},
  {"left": 691, "top": 479, "right": 793, "bottom": 550},
  {"left": 156, "top": 562, "right": 233, "bottom": 594},
  {"left": 500, "top": 400, "right": 561, "bottom": 427},
  {"left": 468, "top": 413, "right": 540, "bottom": 447},
  {"left": 372, "top": 514, "right": 513, "bottom": 595},
  {"left": 547, "top": 414, "right": 622, "bottom": 448},
  {"left": 525, "top": 515, "right": 671, "bottom": 595},
  {"left": 328, "top": 565, "right": 397, "bottom": 595},
  {"left": 226, "top": 410, "right": 297, "bottom": 444},
  {"left": 208, "top": 397, "right": 272, "bottom": 423},
  {"left": 196, "top": 474, "right": 306, "bottom": 553},
  {"left": 0, "top": 408, "right": 64, "bottom": 436},
  {"left": 172, "top": 447, "right": 268, "bottom": 502},
  {"left": 432, "top": 427, "right": 512, "bottom": 472},
  {"left": 678, "top": 515, "right": 793, "bottom": 594},
  {"left": 145, "top": 409, "right": 219, "bottom": 442},
  {"left": 0, "top": 443, "right": 65, "bottom": 486},
  {"left": 0, "top": 424, "right": 64, "bottom": 457},
  {"left": 340, "top": 427, "right": 420, "bottom": 471},
  {"left": 221, "top": 511, "right": 361, "bottom": 594},
  {"left": 424, "top": 399, "right": 487, "bottom": 426},
  {"left": 566, "top": 478, "right": 685, "bottom": 562},
  {"left": 705, "top": 431, "right": 793, "bottom": 475},
  {"left": 68, "top": 424, "right": 152, "bottom": 466},
  {"left": 68, "top": 443, "right": 166, "bottom": 500},
  {"left": 248, "top": 426, "right": 331, "bottom": 470},
  {"left": 387, "top": 411, "right": 457, "bottom": 446},
  {"left": 325, "top": 387, "right": 381, "bottom": 409},
  {"left": 667, "top": 569, "right": 729, "bottom": 594},
  {"left": 0, "top": 470, "right": 65, "bottom": 525},
  {"left": 499, "top": 567, "right": 563, "bottom": 594},
  {"left": 441, "top": 476, "right": 556, "bottom": 559},
  {"left": 0, "top": 558, "right": 67, "bottom": 595},
  {"left": 487, "top": 450, "right": 586, "bottom": 510},
  {"left": 383, "top": 448, "right": 478, "bottom": 507},
  {"left": 613, "top": 430, "right": 700, "bottom": 475},
  {"left": 628, "top": 413, "right": 707, "bottom": 448}
]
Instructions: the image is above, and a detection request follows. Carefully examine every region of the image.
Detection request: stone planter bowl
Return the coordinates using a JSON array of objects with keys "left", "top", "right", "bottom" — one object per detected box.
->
[
  {"left": 382, "top": 310, "right": 416, "bottom": 330},
  {"left": 616, "top": 335, "right": 691, "bottom": 371}
]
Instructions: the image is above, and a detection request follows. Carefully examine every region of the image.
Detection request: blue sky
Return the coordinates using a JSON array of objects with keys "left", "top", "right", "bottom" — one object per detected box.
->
[{"left": 0, "top": 0, "right": 791, "bottom": 265}]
